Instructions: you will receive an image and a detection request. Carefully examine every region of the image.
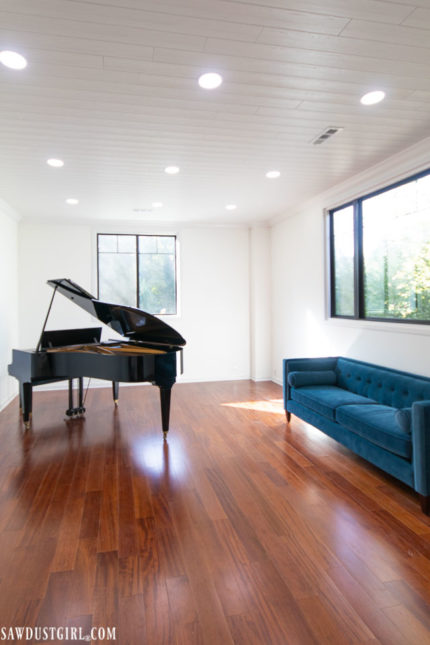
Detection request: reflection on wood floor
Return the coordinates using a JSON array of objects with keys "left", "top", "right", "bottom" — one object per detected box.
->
[{"left": 0, "top": 380, "right": 429, "bottom": 644}]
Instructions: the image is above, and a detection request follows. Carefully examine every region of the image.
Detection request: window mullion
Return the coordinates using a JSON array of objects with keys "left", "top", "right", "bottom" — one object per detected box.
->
[
  {"left": 329, "top": 211, "right": 336, "bottom": 317},
  {"left": 354, "top": 199, "right": 364, "bottom": 319}
]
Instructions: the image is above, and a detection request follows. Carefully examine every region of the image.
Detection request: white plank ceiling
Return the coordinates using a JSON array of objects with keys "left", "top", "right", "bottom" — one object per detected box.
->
[{"left": 1, "top": 0, "right": 430, "bottom": 223}]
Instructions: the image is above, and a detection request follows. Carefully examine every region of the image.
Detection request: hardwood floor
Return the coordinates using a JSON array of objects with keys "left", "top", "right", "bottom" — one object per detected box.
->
[{"left": 0, "top": 380, "right": 430, "bottom": 644}]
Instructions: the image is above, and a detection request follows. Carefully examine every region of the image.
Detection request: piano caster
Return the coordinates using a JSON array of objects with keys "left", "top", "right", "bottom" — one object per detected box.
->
[
  {"left": 114, "top": 399, "right": 118, "bottom": 407},
  {"left": 163, "top": 431, "right": 168, "bottom": 440},
  {"left": 66, "top": 406, "right": 86, "bottom": 418},
  {"left": 23, "top": 411, "right": 32, "bottom": 431}
]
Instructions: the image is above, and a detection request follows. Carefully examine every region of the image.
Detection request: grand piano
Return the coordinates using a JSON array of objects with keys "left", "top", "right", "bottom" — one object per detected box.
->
[{"left": 8, "top": 278, "right": 186, "bottom": 436}]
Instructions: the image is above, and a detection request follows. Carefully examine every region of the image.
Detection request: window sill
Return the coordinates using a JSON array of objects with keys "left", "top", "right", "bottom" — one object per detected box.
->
[
  {"left": 325, "top": 317, "right": 430, "bottom": 337},
  {"left": 156, "top": 313, "right": 181, "bottom": 320}
]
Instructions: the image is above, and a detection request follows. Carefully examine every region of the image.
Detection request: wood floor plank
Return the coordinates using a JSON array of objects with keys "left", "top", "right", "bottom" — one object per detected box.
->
[
  {"left": 0, "top": 381, "right": 429, "bottom": 644},
  {"left": 326, "top": 564, "right": 410, "bottom": 645},
  {"left": 166, "top": 574, "right": 198, "bottom": 637},
  {"left": 169, "top": 495, "right": 235, "bottom": 645},
  {"left": 86, "top": 444, "right": 106, "bottom": 492},
  {"left": 238, "top": 559, "right": 318, "bottom": 644},
  {"left": 92, "top": 550, "right": 119, "bottom": 638},
  {"left": 226, "top": 611, "right": 275, "bottom": 645},
  {"left": 382, "top": 604, "right": 430, "bottom": 644},
  {"left": 384, "top": 579, "right": 430, "bottom": 629},
  {"left": 97, "top": 442, "right": 119, "bottom": 554},
  {"left": 142, "top": 580, "right": 171, "bottom": 645}
]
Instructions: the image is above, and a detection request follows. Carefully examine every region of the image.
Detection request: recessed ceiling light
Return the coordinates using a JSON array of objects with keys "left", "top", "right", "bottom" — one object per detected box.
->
[
  {"left": 266, "top": 170, "right": 281, "bottom": 179},
  {"left": 47, "top": 158, "right": 64, "bottom": 168},
  {"left": 225, "top": 204, "right": 237, "bottom": 210},
  {"left": 360, "top": 90, "right": 385, "bottom": 106},
  {"left": 65, "top": 198, "right": 79, "bottom": 205},
  {"left": 152, "top": 202, "right": 163, "bottom": 208},
  {"left": 164, "top": 165, "right": 180, "bottom": 174},
  {"left": 198, "top": 72, "right": 223, "bottom": 90},
  {"left": 0, "top": 50, "right": 27, "bottom": 70}
]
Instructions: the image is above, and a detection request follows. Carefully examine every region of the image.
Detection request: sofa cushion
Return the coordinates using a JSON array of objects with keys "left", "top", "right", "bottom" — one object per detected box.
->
[
  {"left": 336, "top": 404, "right": 412, "bottom": 459},
  {"left": 291, "top": 385, "right": 376, "bottom": 422},
  {"left": 335, "top": 357, "right": 430, "bottom": 409},
  {"left": 288, "top": 370, "right": 337, "bottom": 387},
  {"left": 395, "top": 408, "right": 412, "bottom": 433}
]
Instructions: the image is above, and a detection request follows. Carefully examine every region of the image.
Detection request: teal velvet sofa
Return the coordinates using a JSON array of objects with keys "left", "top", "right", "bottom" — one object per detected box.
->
[{"left": 283, "top": 356, "right": 430, "bottom": 514}]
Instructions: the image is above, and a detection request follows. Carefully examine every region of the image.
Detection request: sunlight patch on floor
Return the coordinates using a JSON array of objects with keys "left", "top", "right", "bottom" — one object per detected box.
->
[{"left": 221, "top": 398, "right": 284, "bottom": 414}]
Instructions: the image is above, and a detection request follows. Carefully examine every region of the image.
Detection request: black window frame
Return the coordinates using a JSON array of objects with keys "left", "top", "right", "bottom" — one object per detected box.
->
[
  {"left": 329, "top": 166, "right": 430, "bottom": 325},
  {"left": 97, "top": 233, "right": 178, "bottom": 315}
]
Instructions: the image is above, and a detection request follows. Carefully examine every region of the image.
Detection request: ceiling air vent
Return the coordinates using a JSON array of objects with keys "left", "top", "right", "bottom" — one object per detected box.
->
[{"left": 311, "top": 126, "right": 343, "bottom": 145}]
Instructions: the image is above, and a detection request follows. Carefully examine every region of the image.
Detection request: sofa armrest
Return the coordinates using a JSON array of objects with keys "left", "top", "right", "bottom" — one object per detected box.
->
[
  {"left": 283, "top": 357, "right": 338, "bottom": 409},
  {"left": 412, "top": 401, "right": 430, "bottom": 496}
]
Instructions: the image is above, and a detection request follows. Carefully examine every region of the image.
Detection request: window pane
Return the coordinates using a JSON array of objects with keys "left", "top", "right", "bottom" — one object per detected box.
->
[
  {"left": 332, "top": 206, "right": 355, "bottom": 316},
  {"left": 139, "top": 236, "right": 157, "bottom": 254},
  {"left": 98, "top": 252, "right": 136, "bottom": 307},
  {"left": 139, "top": 252, "right": 176, "bottom": 314},
  {"left": 156, "top": 236, "right": 175, "bottom": 254},
  {"left": 98, "top": 234, "right": 117, "bottom": 253},
  {"left": 117, "top": 235, "right": 136, "bottom": 253},
  {"left": 363, "top": 177, "right": 430, "bottom": 320}
]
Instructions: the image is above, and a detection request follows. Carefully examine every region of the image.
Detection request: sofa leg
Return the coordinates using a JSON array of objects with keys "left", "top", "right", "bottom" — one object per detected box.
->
[
  {"left": 419, "top": 494, "right": 430, "bottom": 515},
  {"left": 286, "top": 411, "right": 291, "bottom": 423}
]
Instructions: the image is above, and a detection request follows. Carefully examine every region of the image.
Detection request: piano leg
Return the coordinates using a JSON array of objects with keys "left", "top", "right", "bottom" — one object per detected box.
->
[
  {"left": 19, "top": 382, "right": 23, "bottom": 411},
  {"left": 67, "top": 379, "right": 74, "bottom": 416},
  {"left": 20, "top": 382, "right": 32, "bottom": 430},
  {"left": 112, "top": 381, "right": 119, "bottom": 406},
  {"left": 159, "top": 386, "right": 172, "bottom": 439},
  {"left": 78, "top": 377, "right": 85, "bottom": 414}
]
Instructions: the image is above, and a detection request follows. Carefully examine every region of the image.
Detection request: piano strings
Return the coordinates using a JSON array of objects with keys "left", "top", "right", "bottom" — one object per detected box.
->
[{"left": 45, "top": 343, "right": 167, "bottom": 356}]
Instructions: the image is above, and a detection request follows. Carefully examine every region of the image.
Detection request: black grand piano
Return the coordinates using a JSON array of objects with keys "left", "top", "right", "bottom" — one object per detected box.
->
[{"left": 8, "top": 278, "right": 186, "bottom": 436}]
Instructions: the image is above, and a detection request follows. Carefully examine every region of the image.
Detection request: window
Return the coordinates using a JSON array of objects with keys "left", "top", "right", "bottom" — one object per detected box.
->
[
  {"left": 97, "top": 234, "right": 177, "bottom": 314},
  {"left": 331, "top": 205, "right": 355, "bottom": 317},
  {"left": 329, "top": 169, "right": 430, "bottom": 323}
]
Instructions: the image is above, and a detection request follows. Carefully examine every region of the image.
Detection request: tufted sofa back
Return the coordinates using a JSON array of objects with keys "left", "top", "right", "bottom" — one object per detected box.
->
[{"left": 336, "top": 358, "right": 430, "bottom": 409}]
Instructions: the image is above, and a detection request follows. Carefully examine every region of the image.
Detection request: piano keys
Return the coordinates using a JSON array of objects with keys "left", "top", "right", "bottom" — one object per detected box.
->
[{"left": 8, "top": 278, "right": 186, "bottom": 437}]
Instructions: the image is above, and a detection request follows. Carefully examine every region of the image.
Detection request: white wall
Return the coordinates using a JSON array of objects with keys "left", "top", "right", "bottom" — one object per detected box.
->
[
  {"left": 271, "top": 136, "right": 430, "bottom": 383},
  {"left": 179, "top": 226, "right": 250, "bottom": 381},
  {"left": 19, "top": 223, "right": 94, "bottom": 347},
  {"left": 0, "top": 200, "right": 19, "bottom": 409},
  {"left": 249, "top": 226, "right": 271, "bottom": 380},
  {"left": 18, "top": 220, "right": 251, "bottom": 384}
]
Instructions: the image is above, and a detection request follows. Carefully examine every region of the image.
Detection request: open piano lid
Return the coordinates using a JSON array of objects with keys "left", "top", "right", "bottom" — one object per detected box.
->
[{"left": 48, "top": 278, "right": 186, "bottom": 348}]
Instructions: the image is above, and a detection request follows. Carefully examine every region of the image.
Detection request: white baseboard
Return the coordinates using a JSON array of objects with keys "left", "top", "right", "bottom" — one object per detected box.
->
[
  {"left": 0, "top": 391, "right": 18, "bottom": 413},
  {"left": 34, "top": 379, "right": 131, "bottom": 392},
  {"left": 3, "top": 376, "right": 282, "bottom": 399},
  {"left": 177, "top": 375, "right": 251, "bottom": 384},
  {"left": 31, "top": 374, "right": 254, "bottom": 392},
  {"left": 250, "top": 376, "right": 273, "bottom": 382}
]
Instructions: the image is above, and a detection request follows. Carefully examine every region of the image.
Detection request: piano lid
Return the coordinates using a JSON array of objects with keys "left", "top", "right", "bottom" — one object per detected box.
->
[{"left": 47, "top": 278, "right": 186, "bottom": 347}]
